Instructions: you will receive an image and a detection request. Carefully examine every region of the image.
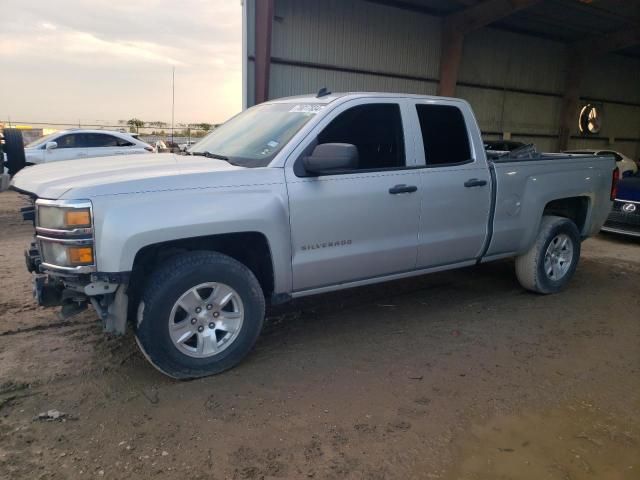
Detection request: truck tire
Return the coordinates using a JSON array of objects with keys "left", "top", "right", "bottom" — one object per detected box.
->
[
  {"left": 3, "top": 128, "right": 26, "bottom": 176},
  {"left": 135, "top": 251, "right": 265, "bottom": 379},
  {"left": 515, "top": 215, "right": 581, "bottom": 294}
]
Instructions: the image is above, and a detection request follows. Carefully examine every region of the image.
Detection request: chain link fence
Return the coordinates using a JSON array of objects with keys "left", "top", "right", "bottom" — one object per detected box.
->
[{"left": 0, "top": 120, "right": 215, "bottom": 150}]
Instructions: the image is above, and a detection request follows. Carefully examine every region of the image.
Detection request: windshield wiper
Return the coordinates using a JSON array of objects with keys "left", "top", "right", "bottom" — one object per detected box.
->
[{"left": 189, "top": 151, "right": 230, "bottom": 162}]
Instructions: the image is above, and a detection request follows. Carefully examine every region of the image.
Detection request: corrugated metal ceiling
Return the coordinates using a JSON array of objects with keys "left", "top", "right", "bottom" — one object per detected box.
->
[{"left": 365, "top": 0, "right": 640, "bottom": 57}]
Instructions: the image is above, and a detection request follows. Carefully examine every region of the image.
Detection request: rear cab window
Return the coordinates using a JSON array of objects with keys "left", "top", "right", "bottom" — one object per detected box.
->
[{"left": 415, "top": 104, "right": 472, "bottom": 167}]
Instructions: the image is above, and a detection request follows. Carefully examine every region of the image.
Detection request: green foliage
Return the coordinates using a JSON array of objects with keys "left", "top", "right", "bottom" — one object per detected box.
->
[
  {"left": 126, "top": 118, "right": 145, "bottom": 133},
  {"left": 194, "top": 123, "right": 213, "bottom": 132}
]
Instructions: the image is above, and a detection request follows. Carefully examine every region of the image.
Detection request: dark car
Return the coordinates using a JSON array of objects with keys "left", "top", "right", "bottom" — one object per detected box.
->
[
  {"left": 484, "top": 140, "right": 525, "bottom": 151},
  {"left": 602, "top": 175, "right": 640, "bottom": 237}
]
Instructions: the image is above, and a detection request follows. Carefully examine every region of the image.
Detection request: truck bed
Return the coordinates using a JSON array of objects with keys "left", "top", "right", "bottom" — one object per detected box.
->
[
  {"left": 484, "top": 153, "right": 615, "bottom": 260},
  {"left": 487, "top": 145, "right": 613, "bottom": 164}
]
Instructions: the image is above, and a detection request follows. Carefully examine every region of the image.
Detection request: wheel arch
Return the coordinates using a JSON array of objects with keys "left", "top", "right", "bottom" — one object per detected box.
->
[
  {"left": 542, "top": 196, "right": 591, "bottom": 236},
  {"left": 128, "top": 231, "right": 276, "bottom": 307}
]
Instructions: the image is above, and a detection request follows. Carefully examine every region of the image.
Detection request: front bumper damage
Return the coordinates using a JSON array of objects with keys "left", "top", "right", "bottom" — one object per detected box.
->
[{"left": 25, "top": 242, "right": 130, "bottom": 334}]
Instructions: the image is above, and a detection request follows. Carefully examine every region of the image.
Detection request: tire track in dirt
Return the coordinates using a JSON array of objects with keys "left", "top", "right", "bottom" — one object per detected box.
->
[{"left": 0, "top": 318, "right": 95, "bottom": 337}]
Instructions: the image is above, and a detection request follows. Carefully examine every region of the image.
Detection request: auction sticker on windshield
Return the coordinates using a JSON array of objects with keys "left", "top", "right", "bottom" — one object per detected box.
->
[{"left": 289, "top": 104, "right": 325, "bottom": 114}]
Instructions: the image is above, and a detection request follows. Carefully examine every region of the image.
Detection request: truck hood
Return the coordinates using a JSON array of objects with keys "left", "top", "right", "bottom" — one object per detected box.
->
[{"left": 11, "top": 153, "right": 253, "bottom": 199}]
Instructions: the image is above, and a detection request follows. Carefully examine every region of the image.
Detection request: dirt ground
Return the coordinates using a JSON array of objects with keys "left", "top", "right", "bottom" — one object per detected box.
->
[{"left": 0, "top": 189, "right": 638, "bottom": 480}]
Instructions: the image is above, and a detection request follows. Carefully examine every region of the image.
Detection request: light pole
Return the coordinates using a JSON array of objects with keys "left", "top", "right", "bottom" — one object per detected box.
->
[{"left": 171, "top": 66, "right": 175, "bottom": 147}]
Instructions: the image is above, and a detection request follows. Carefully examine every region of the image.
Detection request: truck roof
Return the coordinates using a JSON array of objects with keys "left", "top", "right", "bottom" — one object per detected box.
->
[
  {"left": 267, "top": 92, "right": 462, "bottom": 105},
  {"left": 55, "top": 128, "right": 137, "bottom": 137}
]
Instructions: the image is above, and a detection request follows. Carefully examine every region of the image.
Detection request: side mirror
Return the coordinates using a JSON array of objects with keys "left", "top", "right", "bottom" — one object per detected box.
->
[
  {"left": 45, "top": 141, "right": 57, "bottom": 151},
  {"left": 303, "top": 143, "right": 358, "bottom": 175}
]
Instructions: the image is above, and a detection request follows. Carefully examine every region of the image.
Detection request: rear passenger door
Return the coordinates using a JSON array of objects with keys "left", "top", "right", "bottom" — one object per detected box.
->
[
  {"left": 84, "top": 133, "right": 131, "bottom": 158},
  {"left": 285, "top": 99, "right": 422, "bottom": 291},
  {"left": 409, "top": 101, "right": 492, "bottom": 268}
]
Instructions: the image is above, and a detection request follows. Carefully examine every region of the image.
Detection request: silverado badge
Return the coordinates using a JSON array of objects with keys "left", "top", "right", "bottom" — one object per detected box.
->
[{"left": 301, "top": 240, "right": 352, "bottom": 251}]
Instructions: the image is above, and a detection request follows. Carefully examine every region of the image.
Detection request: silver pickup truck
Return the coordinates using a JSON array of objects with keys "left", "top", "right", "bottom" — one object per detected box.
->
[{"left": 11, "top": 92, "right": 617, "bottom": 379}]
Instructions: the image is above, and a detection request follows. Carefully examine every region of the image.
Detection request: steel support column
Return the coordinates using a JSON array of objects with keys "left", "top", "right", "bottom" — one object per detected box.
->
[
  {"left": 437, "top": 21, "right": 464, "bottom": 97},
  {"left": 558, "top": 52, "right": 586, "bottom": 151},
  {"left": 255, "top": 0, "right": 275, "bottom": 105},
  {"left": 437, "top": 0, "right": 542, "bottom": 97}
]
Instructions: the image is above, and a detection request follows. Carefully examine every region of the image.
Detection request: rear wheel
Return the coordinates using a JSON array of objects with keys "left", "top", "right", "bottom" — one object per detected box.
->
[
  {"left": 135, "top": 251, "right": 265, "bottom": 379},
  {"left": 3, "top": 128, "right": 26, "bottom": 176},
  {"left": 515, "top": 215, "right": 581, "bottom": 294}
]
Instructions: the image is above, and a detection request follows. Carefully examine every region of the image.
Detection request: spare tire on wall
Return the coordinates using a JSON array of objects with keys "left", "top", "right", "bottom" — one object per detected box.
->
[{"left": 3, "top": 128, "right": 26, "bottom": 176}]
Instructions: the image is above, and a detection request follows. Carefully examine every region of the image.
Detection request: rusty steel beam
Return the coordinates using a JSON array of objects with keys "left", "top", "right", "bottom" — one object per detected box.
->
[
  {"left": 254, "top": 0, "right": 275, "bottom": 105},
  {"left": 574, "top": 26, "right": 640, "bottom": 57},
  {"left": 558, "top": 52, "right": 587, "bottom": 151},
  {"left": 438, "top": 0, "right": 541, "bottom": 96},
  {"left": 437, "top": 23, "right": 465, "bottom": 96},
  {"left": 449, "top": 0, "right": 542, "bottom": 34}
]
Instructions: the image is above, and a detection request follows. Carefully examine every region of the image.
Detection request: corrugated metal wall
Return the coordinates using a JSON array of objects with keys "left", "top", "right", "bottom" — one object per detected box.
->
[
  {"left": 271, "top": 0, "right": 441, "bottom": 79},
  {"left": 454, "top": 27, "right": 570, "bottom": 154},
  {"left": 458, "top": 28, "right": 567, "bottom": 94},
  {"left": 269, "top": 64, "right": 438, "bottom": 99},
  {"left": 580, "top": 55, "right": 640, "bottom": 157},
  {"left": 246, "top": 0, "right": 640, "bottom": 158}
]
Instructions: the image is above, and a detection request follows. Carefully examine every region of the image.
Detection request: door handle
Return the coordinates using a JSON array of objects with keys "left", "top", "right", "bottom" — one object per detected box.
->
[
  {"left": 464, "top": 178, "right": 487, "bottom": 188},
  {"left": 389, "top": 184, "right": 418, "bottom": 194}
]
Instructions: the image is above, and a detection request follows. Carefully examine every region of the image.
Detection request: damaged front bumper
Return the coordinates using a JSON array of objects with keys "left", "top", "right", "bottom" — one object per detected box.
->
[{"left": 26, "top": 243, "right": 130, "bottom": 334}]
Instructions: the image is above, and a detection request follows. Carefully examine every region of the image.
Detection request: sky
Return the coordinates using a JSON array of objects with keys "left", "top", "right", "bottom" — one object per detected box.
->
[{"left": 0, "top": 0, "right": 243, "bottom": 127}]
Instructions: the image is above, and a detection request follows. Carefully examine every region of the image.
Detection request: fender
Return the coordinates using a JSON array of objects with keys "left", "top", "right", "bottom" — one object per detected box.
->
[{"left": 90, "top": 180, "right": 293, "bottom": 294}]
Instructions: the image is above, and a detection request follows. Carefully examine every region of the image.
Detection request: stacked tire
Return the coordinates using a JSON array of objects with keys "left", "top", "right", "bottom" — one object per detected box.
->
[{"left": 3, "top": 128, "right": 26, "bottom": 176}]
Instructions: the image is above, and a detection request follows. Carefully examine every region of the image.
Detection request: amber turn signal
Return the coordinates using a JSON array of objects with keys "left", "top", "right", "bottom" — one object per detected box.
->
[
  {"left": 64, "top": 209, "right": 91, "bottom": 227},
  {"left": 68, "top": 246, "right": 94, "bottom": 265}
]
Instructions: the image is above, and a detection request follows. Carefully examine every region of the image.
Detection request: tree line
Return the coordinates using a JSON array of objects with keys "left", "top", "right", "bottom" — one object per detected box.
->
[{"left": 119, "top": 119, "right": 216, "bottom": 135}]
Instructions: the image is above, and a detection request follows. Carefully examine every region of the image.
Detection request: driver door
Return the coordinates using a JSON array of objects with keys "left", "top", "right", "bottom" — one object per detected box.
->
[
  {"left": 285, "top": 99, "right": 421, "bottom": 292},
  {"left": 45, "top": 133, "right": 88, "bottom": 162}
]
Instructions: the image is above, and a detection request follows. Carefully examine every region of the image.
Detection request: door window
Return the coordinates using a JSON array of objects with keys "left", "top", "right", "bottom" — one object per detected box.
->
[
  {"left": 116, "top": 137, "right": 134, "bottom": 147},
  {"left": 55, "top": 134, "right": 81, "bottom": 149},
  {"left": 416, "top": 104, "right": 472, "bottom": 166},
  {"left": 316, "top": 103, "right": 406, "bottom": 171},
  {"left": 82, "top": 133, "right": 130, "bottom": 148}
]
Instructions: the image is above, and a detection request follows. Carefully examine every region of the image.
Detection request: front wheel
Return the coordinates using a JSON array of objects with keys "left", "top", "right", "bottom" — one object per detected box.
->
[
  {"left": 515, "top": 215, "right": 581, "bottom": 294},
  {"left": 135, "top": 251, "right": 265, "bottom": 379}
]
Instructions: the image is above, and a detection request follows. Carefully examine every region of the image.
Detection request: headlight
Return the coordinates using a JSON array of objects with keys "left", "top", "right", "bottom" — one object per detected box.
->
[
  {"left": 38, "top": 205, "right": 92, "bottom": 230},
  {"left": 35, "top": 199, "right": 95, "bottom": 271},
  {"left": 40, "top": 241, "right": 94, "bottom": 267}
]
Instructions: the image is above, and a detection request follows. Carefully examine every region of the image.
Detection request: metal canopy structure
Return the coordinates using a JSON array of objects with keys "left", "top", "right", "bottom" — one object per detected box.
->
[
  {"left": 367, "top": 0, "right": 640, "bottom": 57},
  {"left": 243, "top": 0, "right": 640, "bottom": 156}
]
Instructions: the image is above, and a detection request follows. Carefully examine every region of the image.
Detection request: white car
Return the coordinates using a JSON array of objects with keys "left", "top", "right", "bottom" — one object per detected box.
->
[
  {"left": 564, "top": 149, "right": 638, "bottom": 177},
  {"left": 178, "top": 140, "right": 198, "bottom": 152},
  {"left": 24, "top": 129, "right": 154, "bottom": 165}
]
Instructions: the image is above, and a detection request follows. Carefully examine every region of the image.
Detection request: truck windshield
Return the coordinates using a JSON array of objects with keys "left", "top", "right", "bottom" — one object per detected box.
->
[{"left": 188, "top": 103, "right": 320, "bottom": 167}]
